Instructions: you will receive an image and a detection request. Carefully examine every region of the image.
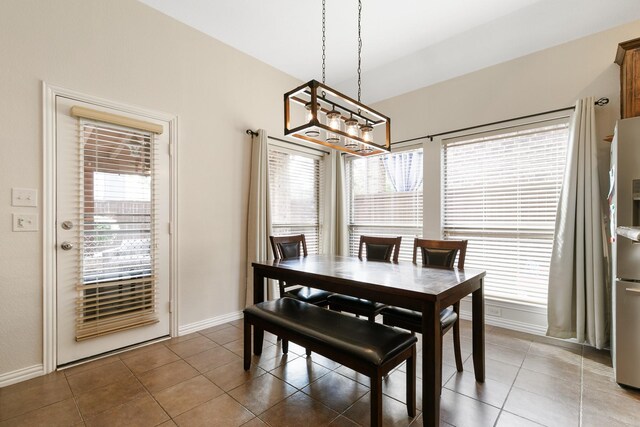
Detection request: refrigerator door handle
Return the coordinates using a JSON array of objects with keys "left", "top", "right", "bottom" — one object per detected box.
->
[{"left": 626, "top": 288, "right": 640, "bottom": 294}]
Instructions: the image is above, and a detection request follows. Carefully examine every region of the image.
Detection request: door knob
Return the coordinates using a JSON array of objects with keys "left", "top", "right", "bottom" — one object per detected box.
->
[{"left": 60, "top": 242, "right": 73, "bottom": 251}]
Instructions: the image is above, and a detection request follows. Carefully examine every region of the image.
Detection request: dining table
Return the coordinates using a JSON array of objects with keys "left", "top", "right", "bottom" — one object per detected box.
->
[{"left": 251, "top": 254, "right": 486, "bottom": 427}]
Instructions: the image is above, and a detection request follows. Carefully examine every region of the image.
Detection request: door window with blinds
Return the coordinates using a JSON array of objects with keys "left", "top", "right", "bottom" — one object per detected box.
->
[
  {"left": 442, "top": 120, "right": 569, "bottom": 306},
  {"left": 77, "top": 118, "right": 158, "bottom": 340},
  {"left": 346, "top": 148, "right": 423, "bottom": 261},
  {"left": 268, "top": 146, "right": 324, "bottom": 254}
]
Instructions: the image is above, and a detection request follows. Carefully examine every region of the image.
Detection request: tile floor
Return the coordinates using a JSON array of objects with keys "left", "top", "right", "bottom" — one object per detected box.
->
[{"left": 1, "top": 319, "right": 639, "bottom": 426}]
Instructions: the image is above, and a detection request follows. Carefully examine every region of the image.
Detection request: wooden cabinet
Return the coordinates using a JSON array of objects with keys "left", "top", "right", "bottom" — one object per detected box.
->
[{"left": 615, "top": 37, "right": 640, "bottom": 119}]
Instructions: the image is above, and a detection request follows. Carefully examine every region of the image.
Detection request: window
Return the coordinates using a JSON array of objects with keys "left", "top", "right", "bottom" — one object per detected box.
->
[
  {"left": 346, "top": 148, "right": 423, "bottom": 261},
  {"left": 442, "top": 121, "right": 569, "bottom": 306},
  {"left": 268, "top": 146, "right": 324, "bottom": 254}
]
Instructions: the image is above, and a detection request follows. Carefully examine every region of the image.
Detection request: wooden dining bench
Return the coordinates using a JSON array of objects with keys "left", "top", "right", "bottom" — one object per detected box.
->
[{"left": 243, "top": 297, "right": 417, "bottom": 426}]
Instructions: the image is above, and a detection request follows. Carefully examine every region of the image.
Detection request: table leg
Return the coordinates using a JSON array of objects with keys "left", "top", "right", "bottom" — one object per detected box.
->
[
  {"left": 244, "top": 317, "right": 251, "bottom": 370},
  {"left": 252, "top": 268, "right": 264, "bottom": 356},
  {"left": 472, "top": 279, "right": 485, "bottom": 382},
  {"left": 422, "top": 301, "right": 441, "bottom": 427}
]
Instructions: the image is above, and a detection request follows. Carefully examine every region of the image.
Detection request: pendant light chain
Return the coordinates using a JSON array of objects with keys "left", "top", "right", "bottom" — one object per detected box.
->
[
  {"left": 357, "top": 0, "right": 362, "bottom": 103},
  {"left": 322, "top": 0, "right": 326, "bottom": 84}
]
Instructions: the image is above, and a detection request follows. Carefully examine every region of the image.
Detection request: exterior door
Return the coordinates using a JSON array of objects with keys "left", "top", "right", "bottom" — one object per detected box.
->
[{"left": 56, "top": 95, "right": 171, "bottom": 365}]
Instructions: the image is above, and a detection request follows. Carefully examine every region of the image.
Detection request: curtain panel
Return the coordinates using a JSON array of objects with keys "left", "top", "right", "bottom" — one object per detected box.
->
[
  {"left": 547, "top": 97, "right": 608, "bottom": 348},
  {"left": 322, "top": 150, "right": 349, "bottom": 256},
  {"left": 245, "top": 130, "right": 274, "bottom": 306}
]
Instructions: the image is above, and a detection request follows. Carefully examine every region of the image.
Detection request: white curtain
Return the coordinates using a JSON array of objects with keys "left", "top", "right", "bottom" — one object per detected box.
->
[
  {"left": 547, "top": 97, "right": 608, "bottom": 348},
  {"left": 245, "top": 130, "right": 274, "bottom": 307},
  {"left": 382, "top": 151, "right": 423, "bottom": 192},
  {"left": 322, "top": 150, "right": 349, "bottom": 255}
]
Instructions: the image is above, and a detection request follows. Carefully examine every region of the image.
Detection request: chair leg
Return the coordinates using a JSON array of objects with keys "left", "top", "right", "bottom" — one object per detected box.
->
[
  {"left": 243, "top": 319, "right": 251, "bottom": 371},
  {"left": 371, "top": 371, "right": 383, "bottom": 427},
  {"left": 406, "top": 347, "right": 416, "bottom": 417},
  {"left": 282, "top": 339, "right": 289, "bottom": 354},
  {"left": 305, "top": 348, "right": 312, "bottom": 357},
  {"left": 453, "top": 302, "right": 464, "bottom": 372}
]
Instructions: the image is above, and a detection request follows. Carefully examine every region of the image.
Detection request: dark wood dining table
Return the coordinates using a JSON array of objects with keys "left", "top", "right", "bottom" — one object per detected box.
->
[{"left": 251, "top": 254, "right": 486, "bottom": 427}]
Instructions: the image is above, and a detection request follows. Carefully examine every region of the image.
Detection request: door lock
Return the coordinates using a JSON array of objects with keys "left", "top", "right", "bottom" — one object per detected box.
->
[{"left": 61, "top": 221, "right": 73, "bottom": 230}]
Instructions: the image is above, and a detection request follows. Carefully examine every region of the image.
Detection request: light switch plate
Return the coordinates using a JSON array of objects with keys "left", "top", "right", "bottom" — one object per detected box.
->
[
  {"left": 12, "top": 188, "right": 38, "bottom": 207},
  {"left": 13, "top": 213, "right": 39, "bottom": 232}
]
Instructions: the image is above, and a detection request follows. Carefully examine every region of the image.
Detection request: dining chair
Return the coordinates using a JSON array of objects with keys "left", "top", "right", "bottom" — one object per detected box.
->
[
  {"left": 381, "top": 238, "right": 468, "bottom": 372},
  {"left": 327, "top": 235, "right": 402, "bottom": 322},
  {"left": 269, "top": 234, "right": 332, "bottom": 306},
  {"left": 269, "top": 234, "right": 333, "bottom": 356}
]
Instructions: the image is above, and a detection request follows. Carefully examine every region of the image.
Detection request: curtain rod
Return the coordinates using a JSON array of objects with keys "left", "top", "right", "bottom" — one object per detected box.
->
[
  {"left": 392, "top": 97, "right": 610, "bottom": 145},
  {"left": 245, "top": 129, "right": 330, "bottom": 154}
]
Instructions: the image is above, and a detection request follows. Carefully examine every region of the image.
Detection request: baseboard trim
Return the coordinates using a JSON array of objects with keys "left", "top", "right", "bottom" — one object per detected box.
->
[
  {"left": 0, "top": 364, "right": 45, "bottom": 388},
  {"left": 178, "top": 311, "right": 244, "bottom": 336},
  {"left": 459, "top": 309, "right": 547, "bottom": 336}
]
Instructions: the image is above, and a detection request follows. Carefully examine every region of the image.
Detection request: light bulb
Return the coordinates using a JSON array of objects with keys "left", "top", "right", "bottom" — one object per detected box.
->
[
  {"left": 360, "top": 124, "right": 373, "bottom": 142},
  {"left": 304, "top": 102, "right": 318, "bottom": 123},
  {"left": 345, "top": 118, "right": 359, "bottom": 137},
  {"left": 327, "top": 109, "right": 341, "bottom": 130},
  {"left": 304, "top": 102, "right": 320, "bottom": 137},
  {"left": 326, "top": 108, "right": 342, "bottom": 144}
]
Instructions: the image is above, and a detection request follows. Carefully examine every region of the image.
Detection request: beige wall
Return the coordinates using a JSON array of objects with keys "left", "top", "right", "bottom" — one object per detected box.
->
[
  {"left": 0, "top": 0, "right": 299, "bottom": 377},
  {"left": 374, "top": 20, "right": 639, "bottom": 237}
]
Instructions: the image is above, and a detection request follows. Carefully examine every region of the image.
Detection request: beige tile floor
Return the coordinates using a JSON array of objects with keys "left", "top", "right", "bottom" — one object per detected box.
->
[{"left": 1, "top": 319, "right": 639, "bottom": 426}]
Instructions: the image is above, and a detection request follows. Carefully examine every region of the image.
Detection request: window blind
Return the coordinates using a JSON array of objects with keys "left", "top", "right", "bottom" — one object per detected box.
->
[
  {"left": 76, "top": 120, "right": 158, "bottom": 340},
  {"left": 346, "top": 148, "right": 423, "bottom": 261},
  {"left": 442, "top": 122, "right": 569, "bottom": 306},
  {"left": 268, "top": 147, "right": 323, "bottom": 254}
]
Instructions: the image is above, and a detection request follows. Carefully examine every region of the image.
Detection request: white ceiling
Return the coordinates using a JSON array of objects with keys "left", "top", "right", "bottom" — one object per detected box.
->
[{"left": 139, "top": 0, "right": 640, "bottom": 103}]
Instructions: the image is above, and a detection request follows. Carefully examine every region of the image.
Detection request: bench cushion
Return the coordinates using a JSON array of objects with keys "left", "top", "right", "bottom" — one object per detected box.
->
[{"left": 244, "top": 298, "right": 416, "bottom": 366}]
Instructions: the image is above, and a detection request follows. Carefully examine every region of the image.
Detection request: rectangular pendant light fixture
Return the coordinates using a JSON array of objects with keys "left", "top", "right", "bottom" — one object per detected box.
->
[{"left": 284, "top": 80, "right": 391, "bottom": 156}]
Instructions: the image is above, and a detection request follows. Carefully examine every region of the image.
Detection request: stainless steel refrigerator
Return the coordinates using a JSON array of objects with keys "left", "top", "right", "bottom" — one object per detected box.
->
[{"left": 609, "top": 115, "right": 640, "bottom": 389}]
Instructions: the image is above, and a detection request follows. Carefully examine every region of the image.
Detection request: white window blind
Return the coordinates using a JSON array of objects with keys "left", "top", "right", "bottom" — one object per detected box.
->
[
  {"left": 346, "top": 148, "right": 423, "bottom": 261},
  {"left": 442, "top": 121, "right": 569, "bottom": 306},
  {"left": 268, "top": 147, "right": 324, "bottom": 254},
  {"left": 77, "top": 120, "right": 158, "bottom": 340}
]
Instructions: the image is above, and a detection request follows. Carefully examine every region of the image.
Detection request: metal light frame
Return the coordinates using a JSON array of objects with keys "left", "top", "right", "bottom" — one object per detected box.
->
[{"left": 284, "top": 80, "right": 391, "bottom": 156}]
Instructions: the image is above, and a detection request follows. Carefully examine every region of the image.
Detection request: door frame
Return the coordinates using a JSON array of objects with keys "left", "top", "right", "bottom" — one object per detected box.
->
[{"left": 42, "top": 82, "right": 179, "bottom": 373}]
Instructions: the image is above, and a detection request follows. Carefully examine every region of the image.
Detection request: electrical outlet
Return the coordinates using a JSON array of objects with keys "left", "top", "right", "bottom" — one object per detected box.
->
[
  {"left": 12, "top": 213, "right": 39, "bottom": 232},
  {"left": 12, "top": 188, "right": 38, "bottom": 207},
  {"left": 486, "top": 306, "right": 502, "bottom": 317}
]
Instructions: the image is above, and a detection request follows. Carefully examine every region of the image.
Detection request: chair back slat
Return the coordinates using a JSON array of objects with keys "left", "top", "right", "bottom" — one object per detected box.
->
[
  {"left": 358, "top": 235, "right": 402, "bottom": 262},
  {"left": 412, "top": 238, "right": 467, "bottom": 269},
  {"left": 270, "top": 234, "right": 308, "bottom": 260}
]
